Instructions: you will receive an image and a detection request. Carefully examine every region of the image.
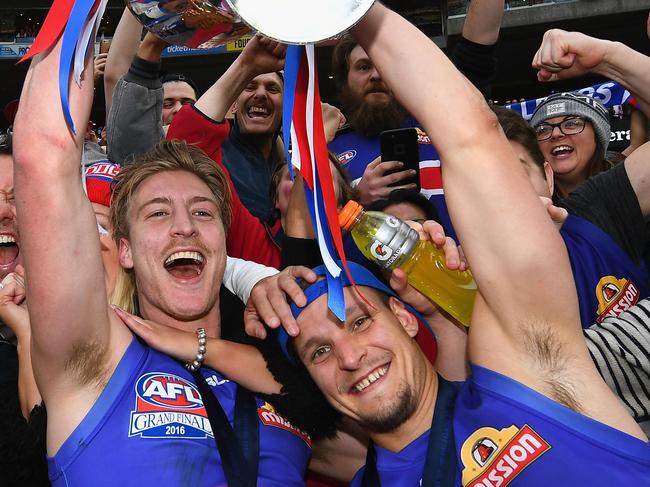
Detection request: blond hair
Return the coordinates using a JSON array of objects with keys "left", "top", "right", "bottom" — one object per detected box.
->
[{"left": 109, "top": 140, "right": 231, "bottom": 311}]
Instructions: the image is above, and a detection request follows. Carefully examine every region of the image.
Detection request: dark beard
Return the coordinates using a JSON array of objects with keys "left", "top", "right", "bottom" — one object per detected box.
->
[
  {"left": 357, "top": 381, "right": 418, "bottom": 433},
  {"left": 339, "top": 87, "right": 408, "bottom": 138}
]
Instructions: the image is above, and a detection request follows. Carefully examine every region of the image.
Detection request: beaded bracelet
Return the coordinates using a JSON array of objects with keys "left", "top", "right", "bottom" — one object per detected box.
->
[{"left": 185, "top": 327, "right": 207, "bottom": 371}]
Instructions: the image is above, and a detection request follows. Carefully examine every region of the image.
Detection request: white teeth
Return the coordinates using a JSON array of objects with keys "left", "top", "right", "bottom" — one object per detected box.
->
[
  {"left": 354, "top": 366, "right": 388, "bottom": 392},
  {"left": 551, "top": 145, "right": 573, "bottom": 155},
  {"left": 0, "top": 235, "right": 15, "bottom": 244},
  {"left": 249, "top": 106, "right": 269, "bottom": 116},
  {"left": 164, "top": 251, "right": 204, "bottom": 266}
]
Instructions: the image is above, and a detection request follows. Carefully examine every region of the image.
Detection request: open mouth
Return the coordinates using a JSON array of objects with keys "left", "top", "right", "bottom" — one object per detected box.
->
[
  {"left": 0, "top": 234, "right": 19, "bottom": 270},
  {"left": 247, "top": 105, "right": 271, "bottom": 119},
  {"left": 351, "top": 364, "right": 389, "bottom": 394},
  {"left": 164, "top": 250, "right": 205, "bottom": 280},
  {"left": 551, "top": 145, "right": 574, "bottom": 157}
]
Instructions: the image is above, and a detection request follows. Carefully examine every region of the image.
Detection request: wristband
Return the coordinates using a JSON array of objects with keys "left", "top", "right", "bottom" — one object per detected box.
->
[{"left": 185, "top": 327, "right": 207, "bottom": 372}]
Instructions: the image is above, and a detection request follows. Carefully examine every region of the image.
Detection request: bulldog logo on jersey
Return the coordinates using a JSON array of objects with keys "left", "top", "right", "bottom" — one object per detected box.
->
[
  {"left": 129, "top": 372, "right": 213, "bottom": 439},
  {"left": 336, "top": 150, "right": 357, "bottom": 166},
  {"left": 257, "top": 402, "right": 312, "bottom": 446},
  {"left": 460, "top": 425, "right": 551, "bottom": 487},
  {"left": 472, "top": 437, "right": 498, "bottom": 466},
  {"left": 415, "top": 127, "right": 431, "bottom": 144},
  {"left": 596, "top": 275, "right": 639, "bottom": 322}
]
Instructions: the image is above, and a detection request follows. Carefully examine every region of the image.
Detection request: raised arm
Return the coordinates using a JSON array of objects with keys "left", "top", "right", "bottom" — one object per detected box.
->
[
  {"left": 103, "top": 8, "right": 143, "bottom": 114},
  {"left": 13, "top": 41, "right": 130, "bottom": 406},
  {"left": 352, "top": 5, "right": 645, "bottom": 438},
  {"left": 353, "top": 5, "right": 576, "bottom": 344},
  {"left": 193, "top": 35, "right": 285, "bottom": 122},
  {"left": 462, "top": 0, "right": 504, "bottom": 45},
  {"left": 533, "top": 29, "right": 650, "bottom": 114}
]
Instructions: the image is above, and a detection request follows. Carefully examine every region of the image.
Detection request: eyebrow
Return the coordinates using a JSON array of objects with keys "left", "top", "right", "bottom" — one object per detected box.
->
[
  {"left": 188, "top": 196, "right": 218, "bottom": 207},
  {"left": 298, "top": 302, "right": 367, "bottom": 358},
  {"left": 137, "top": 196, "right": 172, "bottom": 216}
]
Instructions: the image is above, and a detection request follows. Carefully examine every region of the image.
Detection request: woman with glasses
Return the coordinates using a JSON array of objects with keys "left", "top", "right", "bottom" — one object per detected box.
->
[{"left": 531, "top": 92, "right": 614, "bottom": 199}]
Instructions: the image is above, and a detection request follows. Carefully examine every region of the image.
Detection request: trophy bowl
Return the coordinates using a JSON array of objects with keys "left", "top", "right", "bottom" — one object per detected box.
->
[{"left": 125, "top": 0, "right": 376, "bottom": 48}]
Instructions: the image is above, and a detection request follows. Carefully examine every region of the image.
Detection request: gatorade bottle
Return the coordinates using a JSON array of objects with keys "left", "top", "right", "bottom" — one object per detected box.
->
[{"left": 339, "top": 200, "right": 476, "bottom": 326}]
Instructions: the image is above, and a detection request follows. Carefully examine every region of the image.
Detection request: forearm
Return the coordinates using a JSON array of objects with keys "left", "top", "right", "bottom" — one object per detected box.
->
[
  {"left": 107, "top": 56, "right": 163, "bottom": 165},
  {"left": 462, "top": 0, "right": 504, "bottom": 45},
  {"left": 223, "top": 256, "right": 279, "bottom": 304},
  {"left": 353, "top": 6, "right": 577, "bottom": 338},
  {"left": 136, "top": 32, "right": 169, "bottom": 63},
  {"left": 104, "top": 8, "right": 143, "bottom": 113},
  {"left": 285, "top": 176, "right": 314, "bottom": 239},
  {"left": 594, "top": 41, "right": 650, "bottom": 114},
  {"left": 195, "top": 58, "right": 257, "bottom": 121},
  {"left": 426, "top": 314, "right": 468, "bottom": 381},
  {"left": 205, "top": 339, "right": 281, "bottom": 394},
  {"left": 17, "top": 340, "right": 41, "bottom": 419}
]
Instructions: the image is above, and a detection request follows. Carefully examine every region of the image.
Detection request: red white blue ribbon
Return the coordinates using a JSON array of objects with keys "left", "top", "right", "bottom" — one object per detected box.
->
[
  {"left": 21, "top": 0, "right": 108, "bottom": 134},
  {"left": 283, "top": 44, "right": 364, "bottom": 321}
]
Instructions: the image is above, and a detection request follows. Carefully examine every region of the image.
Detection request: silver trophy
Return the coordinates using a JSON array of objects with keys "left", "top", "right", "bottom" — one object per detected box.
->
[{"left": 125, "top": 0, "right": 376, "bottom": 48}]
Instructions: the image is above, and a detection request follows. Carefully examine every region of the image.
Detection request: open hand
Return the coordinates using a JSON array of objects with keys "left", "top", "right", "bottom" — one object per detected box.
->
[{"left": 244, "top": 265, "right": 317, "bottom": 339}]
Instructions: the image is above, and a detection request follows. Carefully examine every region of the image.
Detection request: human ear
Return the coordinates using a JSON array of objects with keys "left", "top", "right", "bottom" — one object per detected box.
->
[
  {"left": 118, "top": 238, "right": 134, "bottom": 269},
  {"left": 388, "top": 297, "right": 419, "bottom": 338},
  {"left": 543, "top": 161, "right": 554, "bottom": 196}
]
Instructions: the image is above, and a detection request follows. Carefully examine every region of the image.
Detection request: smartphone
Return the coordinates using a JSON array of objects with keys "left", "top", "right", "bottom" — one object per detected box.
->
[
  {"left": 99, "top": 39, "right": 111, "bottom": 54},
  {"left": 380, "top": 128, "right": 421, "bottom": 191}
]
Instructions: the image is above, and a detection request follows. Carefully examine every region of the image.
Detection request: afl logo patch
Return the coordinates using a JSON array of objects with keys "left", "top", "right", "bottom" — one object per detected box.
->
[
  {"left": 337, "top": 150, "right": 357, "bottom": 165},
  {"left": 129, "top": 372, "right": 213, "bottom": 439}
]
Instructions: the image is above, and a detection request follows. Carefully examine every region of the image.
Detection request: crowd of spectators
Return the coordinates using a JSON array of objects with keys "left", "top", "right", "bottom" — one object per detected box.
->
[{"left": 1, "top": 0, "right": 650, "bottom": 486}]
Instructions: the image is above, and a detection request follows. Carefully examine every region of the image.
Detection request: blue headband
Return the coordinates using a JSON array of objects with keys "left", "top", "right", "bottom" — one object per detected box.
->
[{"left": 279, "top": 261, "right": 433, "bottom": 361}]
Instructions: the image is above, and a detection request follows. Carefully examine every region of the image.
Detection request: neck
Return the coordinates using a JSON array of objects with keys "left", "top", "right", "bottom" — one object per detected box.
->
[
  {"left": 139, "top": 299, "right": 221, "bottom": 338},
  {"left": 371, "top": 362, "right": 439, "bottom": 452},
  {"left": 253, "top": 134, "right": 274, "bottom": 160},
  {"left": 555, "top": 177, "right": 580, "bottom": 199}
]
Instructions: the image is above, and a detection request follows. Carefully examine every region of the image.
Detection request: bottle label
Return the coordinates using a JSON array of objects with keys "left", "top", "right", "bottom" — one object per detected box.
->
[
  {"left": 370, "top": 240, "right": 394, "bottom": 261},
  {"left": 366, "top": 218, "right": 419, "bottom": 269}
]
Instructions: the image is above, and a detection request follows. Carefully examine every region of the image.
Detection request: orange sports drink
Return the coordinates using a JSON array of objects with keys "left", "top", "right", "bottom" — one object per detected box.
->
[{"left": 339, "top": 200, "right": 476, "bottom": 326}]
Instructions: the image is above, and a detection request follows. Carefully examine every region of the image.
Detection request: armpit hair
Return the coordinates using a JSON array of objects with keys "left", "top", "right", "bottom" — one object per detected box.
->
[
  {"left": 64, "top": 338, "right": 110, "bottom": 390},
  {"left": 521, "top": 320, "right": 583, "bottom": 413}
]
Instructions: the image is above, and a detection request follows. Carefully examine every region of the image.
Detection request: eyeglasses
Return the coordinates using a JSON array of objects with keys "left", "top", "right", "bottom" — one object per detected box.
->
[{"left": 535, "top": 117, "right": 586, "bottom": 141}]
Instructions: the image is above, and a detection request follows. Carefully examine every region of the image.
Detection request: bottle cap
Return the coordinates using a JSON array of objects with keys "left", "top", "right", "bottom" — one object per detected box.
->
[{"left": 339, "top": 200, "right": 363, "bottom": 230}]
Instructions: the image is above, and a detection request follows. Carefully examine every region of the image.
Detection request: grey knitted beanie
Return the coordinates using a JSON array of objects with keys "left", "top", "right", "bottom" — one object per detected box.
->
[{"left": 530, "top": 92, "right": 611, "bottom": 151}]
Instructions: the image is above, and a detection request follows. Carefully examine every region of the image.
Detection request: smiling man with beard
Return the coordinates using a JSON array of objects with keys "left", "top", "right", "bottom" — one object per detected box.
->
[{"left": 329, "top": 0, "right": 504, "bottom": 238}]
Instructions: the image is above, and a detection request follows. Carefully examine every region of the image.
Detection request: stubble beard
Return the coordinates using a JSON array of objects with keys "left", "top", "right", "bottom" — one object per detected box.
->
[{"left": 356, "top": 380, "right": 418, "bottom": 434}]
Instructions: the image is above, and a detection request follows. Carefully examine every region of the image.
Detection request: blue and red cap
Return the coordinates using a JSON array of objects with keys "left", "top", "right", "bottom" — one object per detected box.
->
[
  {"left": 279, "top": 261, "right": 438, "bottom": 362},
  {"left": 84, "top": 160, "right": 121, "bottom": 207}
]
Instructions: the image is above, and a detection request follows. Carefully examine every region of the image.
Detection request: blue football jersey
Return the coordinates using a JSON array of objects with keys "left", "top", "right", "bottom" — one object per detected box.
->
[
  {"left": 561, "top": 215, "right": 649, "bottom": 327},
  {"left": 48, "top": 337, "right": 311, "bottom": 486}
]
